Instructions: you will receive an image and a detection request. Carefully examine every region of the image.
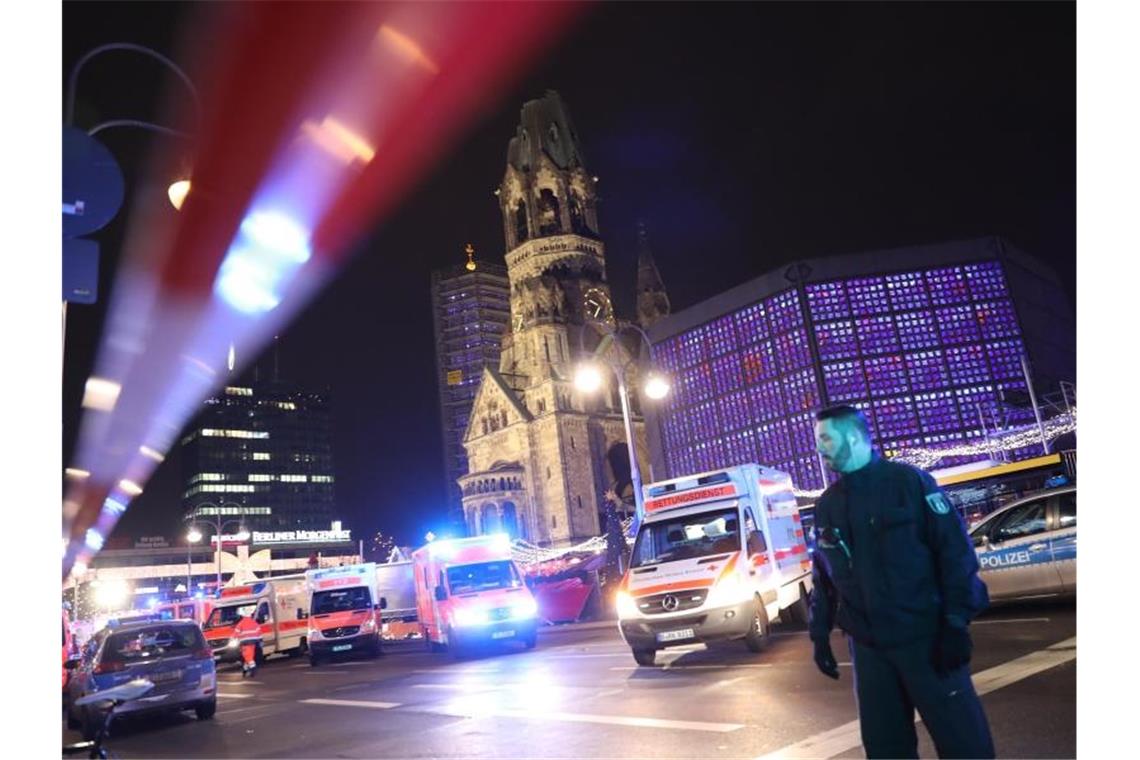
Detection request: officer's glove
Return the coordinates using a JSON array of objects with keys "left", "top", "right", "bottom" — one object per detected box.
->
[
  {"left": 812, "top": 638, "right": 840, "bottom": 680},
  {"left": 933, "top": 624, "right": 973, "bottom": 674}
]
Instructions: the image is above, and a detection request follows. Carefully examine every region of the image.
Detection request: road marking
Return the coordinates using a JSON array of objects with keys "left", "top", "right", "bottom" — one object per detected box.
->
[
  {"left": 303, "top": 671, "right": 343, "bottom": 675},
  {"left": 299, "top": 698, "right": 401, "bottom": 709},
  {"left": 217, "top": 692, "right": 254, "bottom": 699},
  {"left": 412, "top": 668, "right": 501, "bottom": 674},
  {"left": 753, "top": 635, "right": 1077, "bottom": 760},
  {"left": 611, "top": 663, "right": 775, "bottom": 671},
  {"left": 430, "top": 706, "right": 743, "bottom": 733},
  {"left": 546, "top": 652, "right": 632, "bottom": 659},
  {"left": 973, "top": 617, "right": 1051, "bottom": 626},
  {"left": 705, "top": 676, "right": 749, "bottom": 691}
]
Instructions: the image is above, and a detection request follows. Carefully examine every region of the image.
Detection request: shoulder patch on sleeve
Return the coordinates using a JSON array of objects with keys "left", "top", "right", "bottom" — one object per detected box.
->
[{"left": 925, "top": 492, "right": 952, "bottom": 515}]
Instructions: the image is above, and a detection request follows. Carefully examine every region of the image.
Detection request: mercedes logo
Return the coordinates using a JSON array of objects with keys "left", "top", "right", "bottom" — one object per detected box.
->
[{"left": 662, "top": 594, "right": 679, "bottom": 612}]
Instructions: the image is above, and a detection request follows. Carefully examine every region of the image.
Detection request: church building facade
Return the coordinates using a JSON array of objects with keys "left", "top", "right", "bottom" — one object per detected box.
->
[{"left": 458, "top": 91, "right": 669, "bottom": 546}]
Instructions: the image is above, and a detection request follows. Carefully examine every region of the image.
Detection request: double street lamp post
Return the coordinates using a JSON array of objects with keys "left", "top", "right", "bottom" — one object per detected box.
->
[
  {"left": 574, "top": 320, "right": 670, "bottom": 535},
  {"left": 186, "top": 506, "right": 249, "bottom": 592}
]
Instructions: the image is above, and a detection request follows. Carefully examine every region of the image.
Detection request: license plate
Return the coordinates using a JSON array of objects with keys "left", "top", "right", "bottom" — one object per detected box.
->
[
  {"left": 657, "top": 629, "right": 694, "bottom": 643},
  {"left": 332, "top": 644, "right": 353, "bottom": 652},
  {"left": 490, "top": 630, "right": 515, "bottom": 640},
  {"left": 149, "top": 669, "right": 183, "bottom": 684}
]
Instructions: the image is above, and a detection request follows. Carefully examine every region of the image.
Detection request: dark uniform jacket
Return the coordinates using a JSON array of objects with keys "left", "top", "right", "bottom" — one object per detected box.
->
[{"left": 808, "top": 453, "right": 988, "bottom": 648}]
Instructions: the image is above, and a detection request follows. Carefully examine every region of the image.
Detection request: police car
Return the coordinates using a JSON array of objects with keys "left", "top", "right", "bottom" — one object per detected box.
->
[{"left": 969, "top": 486, "right": 1075, "bottom": 602}]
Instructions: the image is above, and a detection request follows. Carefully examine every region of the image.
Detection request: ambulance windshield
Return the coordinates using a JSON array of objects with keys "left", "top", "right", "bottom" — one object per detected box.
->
[
  {"left": 204, "top": 604, "right": 253, "bottom": 630},
  {"left": 446, "top": 561, "right": 522, "bottom": 595},
  {"left": 631, "top": 507, "right": 741, "bottom": 568},
  {"left": 312, "top": 586, "right": 372, "bottom": 614}
]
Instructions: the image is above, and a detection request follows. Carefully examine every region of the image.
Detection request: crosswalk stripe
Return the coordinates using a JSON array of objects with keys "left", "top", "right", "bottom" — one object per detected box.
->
[
  {"left": 427, "top": 706, "right": 743, "bottom": 733},
  {"left": 299, "top": 698, "right": 401, "bottom": 709}
]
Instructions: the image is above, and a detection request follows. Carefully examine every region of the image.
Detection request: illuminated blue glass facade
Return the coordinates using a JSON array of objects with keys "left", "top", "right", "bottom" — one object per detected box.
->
[{"left": 648, "top": 239, "right": 1074, "bottom": 491}]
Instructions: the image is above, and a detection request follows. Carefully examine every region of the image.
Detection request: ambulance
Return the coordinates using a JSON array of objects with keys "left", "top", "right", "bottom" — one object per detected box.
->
[
  {"left": 201, "top": 575, "right": 310, "bottom": 662},
  {"left": 153, "top": 598, "right": 214, "bottom": 626},
  {"left": 617, "top": 464, "right": 812, "bottom": 666},
  {"left": 305, "top": 563, "right": 384, "bottom": 665},
  {"left": 411, "top": 534, "right": 538, "bottom": 656}
]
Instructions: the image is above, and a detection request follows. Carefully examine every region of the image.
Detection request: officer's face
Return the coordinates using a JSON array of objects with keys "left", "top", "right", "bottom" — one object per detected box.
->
[{"left": 816, "top": 419, "right": 855, "bottom": 473}]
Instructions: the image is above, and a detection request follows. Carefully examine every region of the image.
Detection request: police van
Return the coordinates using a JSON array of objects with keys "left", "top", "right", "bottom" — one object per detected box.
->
[
  {"left": 969, "top": 485, "right": 1076, "bottom": 601},
  {"left": 617, "top": 464, "right": 813, "bottom": 666}
]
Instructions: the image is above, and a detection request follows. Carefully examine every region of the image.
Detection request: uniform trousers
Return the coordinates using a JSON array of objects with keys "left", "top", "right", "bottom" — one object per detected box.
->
[{"left": 848, "top": 636, "right": 994, "bottom": 759}]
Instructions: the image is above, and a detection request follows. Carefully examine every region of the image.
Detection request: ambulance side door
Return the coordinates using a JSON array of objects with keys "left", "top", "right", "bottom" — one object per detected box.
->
[{"left": 743, "top": 503, "right": 772, "bottom": 588}]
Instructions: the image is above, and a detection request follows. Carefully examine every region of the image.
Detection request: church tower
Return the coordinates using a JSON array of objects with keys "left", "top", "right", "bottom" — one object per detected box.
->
[
  {"left": 459, "top": 91, "right": 649, "bottom": 546},
  {"left": 635, "top": 221, "right": 671, "bottom": 329}
]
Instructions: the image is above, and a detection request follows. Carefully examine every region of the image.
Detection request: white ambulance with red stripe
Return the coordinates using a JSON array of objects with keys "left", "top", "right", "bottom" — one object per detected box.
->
[
  {"left": 617, "top": 465, "right": 812, "bottom": 666},
  {"left": 305, "top": 563, "right": 384, "bottom": 664},
  {"left": 201, "top": 575, "right": 310, "bottom": 662}
]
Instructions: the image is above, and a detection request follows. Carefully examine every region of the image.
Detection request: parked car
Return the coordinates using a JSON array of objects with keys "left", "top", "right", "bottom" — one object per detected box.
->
[
  {"left": 66, "top": 620, "right": 217, "bottom": 740},
  {"left": 969, "top": 486, "right": 1076, "bottom": 602}
]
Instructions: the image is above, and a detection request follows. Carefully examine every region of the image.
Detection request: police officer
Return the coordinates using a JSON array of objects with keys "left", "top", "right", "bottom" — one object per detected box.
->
[{"left": 809, "top": 405, "right": 994, "bottom": 759}]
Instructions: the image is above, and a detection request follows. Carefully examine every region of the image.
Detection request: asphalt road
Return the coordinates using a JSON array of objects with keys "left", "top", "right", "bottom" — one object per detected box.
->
[{"left": 61, "top": 601, "right": 1075, "bottom": 759}]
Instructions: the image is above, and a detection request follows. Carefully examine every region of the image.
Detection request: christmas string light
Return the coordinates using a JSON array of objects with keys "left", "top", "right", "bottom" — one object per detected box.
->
[{"left": 791, "top": 409, "right": 1076, "bottom": 498}]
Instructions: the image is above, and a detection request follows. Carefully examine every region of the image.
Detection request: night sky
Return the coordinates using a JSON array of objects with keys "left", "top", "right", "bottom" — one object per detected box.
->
[{"left": 62, "top": 1, "right": 1074, "bottom": 547}]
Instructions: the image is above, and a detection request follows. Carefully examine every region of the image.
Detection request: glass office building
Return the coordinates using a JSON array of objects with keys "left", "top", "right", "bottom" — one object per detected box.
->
[
  {"left": 181, "top": 381, "right": 337, "bottom": 531},
  {"left": 646, "top": 238, "right": 1075, "bottom": 492},
  {"left": 430, "top": 259, "right": 511, "bottom": 529}
]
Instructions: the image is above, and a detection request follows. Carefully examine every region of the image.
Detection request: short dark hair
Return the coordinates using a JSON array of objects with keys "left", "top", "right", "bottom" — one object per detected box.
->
[{"left": 816, "top": 405, "right": 872, "bottom": 441}]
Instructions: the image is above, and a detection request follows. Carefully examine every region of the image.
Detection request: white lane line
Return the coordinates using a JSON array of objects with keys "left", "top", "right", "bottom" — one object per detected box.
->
[
  {"left": 299, "top": 698, "right": 401, "bottom": 709},
  {"left": 429, "top": 706, "right": 743, "bottom": 733},
  {"left": 610, "top": 663, "right": 775, "bottom": 671},
  {"left": 704, "top": 676, "right": 749, "bottom": 691},
  {"left": 412, "top": 684, "right": 494, "bottom": 691},
  {"left": 217, "top": 693, "right": 255, "bottom": 699},
  {"left": 973, "top": 617, "right": 1051, "bottom": 626},
  {"left": 546, "top": 653, "right": 633, "bottom": 659},
  {"left": 753, "top": 635, "right": 1077, "bottom": 760},
  {"left": 303, "top": 671, "right": 343, "bottom": 675}
]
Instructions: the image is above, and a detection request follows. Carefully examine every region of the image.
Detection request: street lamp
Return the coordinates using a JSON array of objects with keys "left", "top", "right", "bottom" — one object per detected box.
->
[
  {"left": 185, "top": 505, "right": 250, "bottom": 591},
  {"left": 574, "top": 320, "right": 670, "bottom": 536}
]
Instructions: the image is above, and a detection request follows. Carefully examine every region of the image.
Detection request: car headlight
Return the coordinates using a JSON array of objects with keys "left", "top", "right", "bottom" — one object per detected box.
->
[
  {"left": 707, "top": 573, "right": 752, "bottom": 607},
  {"left": 511, "top": 598, "right": 538, "bottom": 620},
  {"left": 360, "top": 617, "right": 376, "bottom": 631},
  {"left": 615, "top": 591, "right": 639, "bottom": 619},
  {"left": 227, "top": 638, "right": 239, "bottom": 649},
  {"left": 454, "top": 606, "right": 489, "bottom": 627},
  {"left": 308, "top": 627, "right": 323, "bottom": 641}
]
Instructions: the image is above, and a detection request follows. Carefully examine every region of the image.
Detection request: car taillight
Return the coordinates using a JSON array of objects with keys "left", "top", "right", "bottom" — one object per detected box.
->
[
  {"left": 93, "top": 661, "right": 126, "bottom": 675},
  {"left": 192, "top": 648, "right": 213, "bottom": 660}
]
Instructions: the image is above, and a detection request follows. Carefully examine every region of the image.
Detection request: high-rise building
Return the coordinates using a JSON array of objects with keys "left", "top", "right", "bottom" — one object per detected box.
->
[
  {"left": 431, "top": 245, "right": 510, "bottom": 529},
  {"left": 645, "top": 237, "right": 1075, "bottom": 491},
  {"left": 459, "top": 91, "right": 670, "bottom": 546},
  {"left": 181, "top": 378, "right": 337, "bottom": 531}
]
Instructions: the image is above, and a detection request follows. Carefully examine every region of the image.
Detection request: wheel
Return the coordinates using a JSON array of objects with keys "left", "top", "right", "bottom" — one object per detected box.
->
[
  {"left": 448, "top": 628, "right": 465, "bottom": 659},
  {"left": 632, "top": 648, "right": 657, "bottom": 666},
  {"left": 745, "top": 598, "right": 771, "bottom": 653},
  {"left": 309, "top": 653, "right": 322, "bottom": 667},
  {"left": 80, "top": 707, "right": 103, "bottom": 742},
  {"left": 368, "top": 638, "right": 383, "bottom": 658},
  {"left": 783, "top": 584, "right": 810, "bottom": 625},
  {"left": 195, "top": 699, "right": 217, "bottom": 720}
]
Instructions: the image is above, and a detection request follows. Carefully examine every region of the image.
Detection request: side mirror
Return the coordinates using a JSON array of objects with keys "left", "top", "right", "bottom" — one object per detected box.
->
[
  {"left": 434, "top": 586, "right": 447, "bottom": 602},
  {"left": 64, "top": 658, "right": 82, "bottom": 671},
  {"left": 297, "top": 609, "right": 307, "bottom": 620},
  {"left": 379, "top": 597, "right": 388, "bottom": 610}
]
